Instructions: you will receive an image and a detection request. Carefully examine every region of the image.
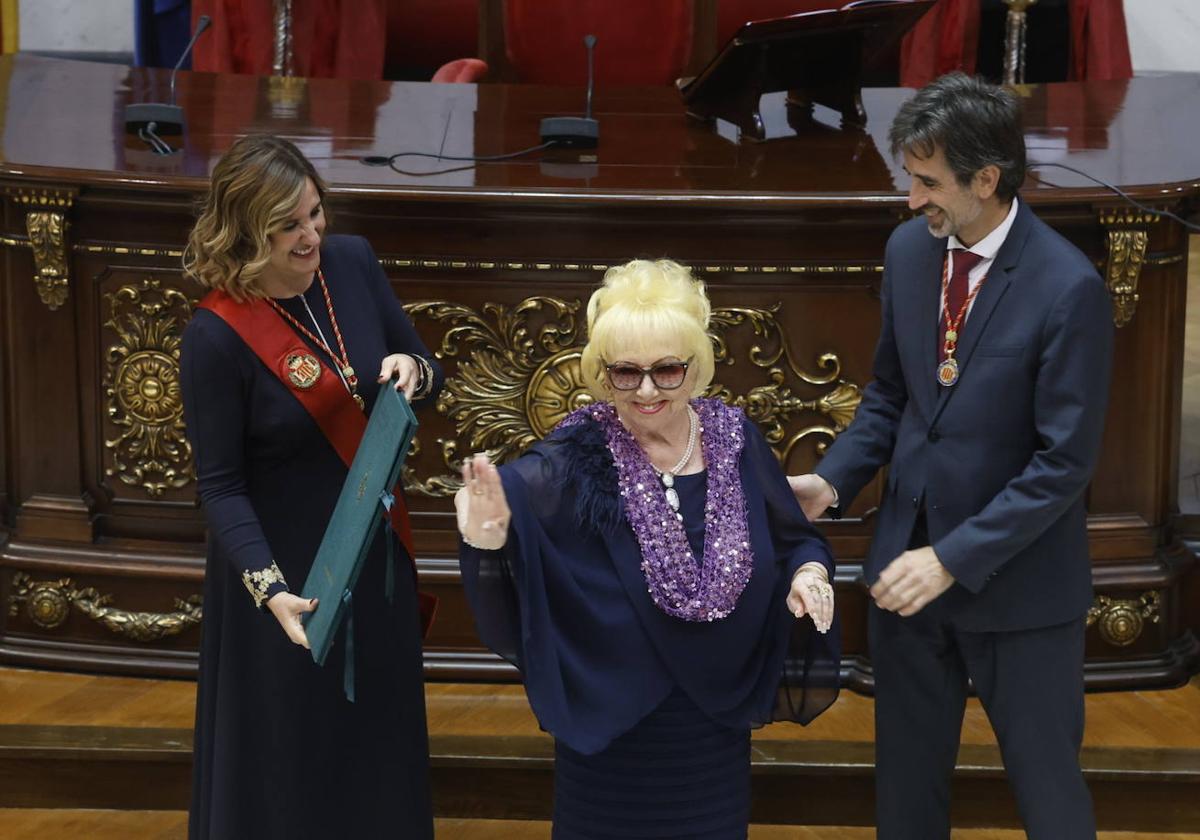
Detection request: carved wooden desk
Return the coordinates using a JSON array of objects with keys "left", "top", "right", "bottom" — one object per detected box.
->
[{"left": 0, "top": 56, "right": 1196, "bottom": 689}]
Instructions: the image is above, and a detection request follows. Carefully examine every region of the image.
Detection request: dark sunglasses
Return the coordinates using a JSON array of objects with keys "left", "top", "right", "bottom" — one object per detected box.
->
[{"left": 604, "top": 358, "right": 692, "bottom": 391}]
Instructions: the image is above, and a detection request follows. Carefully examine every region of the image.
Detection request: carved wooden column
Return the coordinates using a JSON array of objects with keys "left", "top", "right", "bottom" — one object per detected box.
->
[{"left": 0, "top": 184, "right": 93, "bottom": 542}]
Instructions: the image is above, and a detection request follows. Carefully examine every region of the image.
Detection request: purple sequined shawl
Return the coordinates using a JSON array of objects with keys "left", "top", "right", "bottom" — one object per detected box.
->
[{"left": 556, "top": 398, "right": 754, "bottom": 622}]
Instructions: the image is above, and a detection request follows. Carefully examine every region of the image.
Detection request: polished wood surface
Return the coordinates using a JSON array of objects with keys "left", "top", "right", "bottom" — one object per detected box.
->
[
  {"left": 0, "top": 55, "right": 1195, "bottom": 196},
  {"left": 0, "top": 55, "right": 1196, "bottom": 687},
  {"left": 0, "top": 812, "right": 1197, "bottom": 840},
  {"left": 6, "top": 667, "right": 1200, "bottom": 750},
  {"left": 3, "top": 666, "right": 1200, "bottom": 828},
  {"left": 0, "top": 811, "right": 1196, "bottom": 840}
]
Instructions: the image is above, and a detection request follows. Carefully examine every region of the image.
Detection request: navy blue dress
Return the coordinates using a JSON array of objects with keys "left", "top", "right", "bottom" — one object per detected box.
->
[
  {"left": 460, "top": 406, "right": 840, "bottom": 839},
  {"left": 182, "top": 235, "right": 442, "bottom": 840}
]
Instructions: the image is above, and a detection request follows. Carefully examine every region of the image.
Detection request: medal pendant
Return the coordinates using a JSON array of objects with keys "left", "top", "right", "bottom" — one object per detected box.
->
[
  {"left": 353, "top": 393, "right": 366, "bottom": 410},
  {"left": 937, "top": 358, "right": 959, "bottom": 387}
]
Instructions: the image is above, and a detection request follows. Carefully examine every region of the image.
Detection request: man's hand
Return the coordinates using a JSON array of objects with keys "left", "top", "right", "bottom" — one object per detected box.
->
[
  {"left": 870, "top": 546, "right": 955, "bottom": 617},
  {"left": 788, "top": 473, "right": 837, "bottom": 521}
]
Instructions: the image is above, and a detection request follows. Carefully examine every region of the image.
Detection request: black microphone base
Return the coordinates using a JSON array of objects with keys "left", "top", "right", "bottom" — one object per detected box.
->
[
  {"left": 125, "top": 103, "right": 185, "bottom": 135},
  {"left": 539, "top": 116, "right": 599, "bottom": 148}
]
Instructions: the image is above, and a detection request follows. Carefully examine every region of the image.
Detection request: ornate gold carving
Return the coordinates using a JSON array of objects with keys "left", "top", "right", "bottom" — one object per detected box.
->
[
  {"left": 4, "top": 187, "right": 76, "bottom": 310},
  {"left": 406, "top": 297, "right": 583, "bottom": 475},
  {"left": 9, "top": 572, "right": 203, "bottom": 642},
  {"left": 27, "top": 210, "right": 70, "bottom": 309},
  {"left": 1087, "top": 591, "right": 1160, "bottom": 647},
  {"left": 1098, "top": 208, "right": 1161, "bottom": 227},
  {"left": 378, "top": 257, "right": 883, "bottom": 276},
  {"left": 1097, "top": 205, "right": 1163, "bottom": 328},
  {"left": 1104, "top": 229, "right": 1148, "bottom": 328},
  {"left": 527, "top": 349, "right": 595, "bottom": 438},
  {"left": 402, "top": 298, "right": 862, "bottom": 495},
  {"left": 708, "top": 306, "right": 862, "bottom": 462},
  {"left": 103, "top": 277, "right": 195, "bottom": 496},
  {"left": 74, "top": 244, "right": 185, "bottom": 259}
]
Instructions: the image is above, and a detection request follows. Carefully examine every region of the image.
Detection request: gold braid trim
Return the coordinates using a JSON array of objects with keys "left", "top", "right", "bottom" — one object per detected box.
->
[{"left": 242, "top": 561, "right": 288, "bottom": 609}]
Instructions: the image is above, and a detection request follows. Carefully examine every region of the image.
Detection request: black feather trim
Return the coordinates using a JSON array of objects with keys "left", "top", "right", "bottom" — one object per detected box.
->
[{"left": 549, "top": 419, "right": 622, "bottom": 535}]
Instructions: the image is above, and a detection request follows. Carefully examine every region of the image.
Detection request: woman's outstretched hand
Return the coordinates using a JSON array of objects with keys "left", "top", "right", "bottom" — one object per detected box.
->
[{"left": 454, "top": 453, "right": 511, "bottom": 550}]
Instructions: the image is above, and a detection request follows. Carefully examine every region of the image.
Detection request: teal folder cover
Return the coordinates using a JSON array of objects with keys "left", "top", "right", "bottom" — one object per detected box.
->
[{"left": 300, "top": 383, "right": 418, "bottom": 668}]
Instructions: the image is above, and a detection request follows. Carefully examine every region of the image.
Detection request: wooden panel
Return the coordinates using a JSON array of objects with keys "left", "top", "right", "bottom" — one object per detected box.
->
[{"left": 0, "top": 55, "right": 1195, "bottom": 687}]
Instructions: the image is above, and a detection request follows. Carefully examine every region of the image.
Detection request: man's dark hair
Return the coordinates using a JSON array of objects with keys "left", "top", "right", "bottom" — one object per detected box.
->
[{"left": 889, "top": 72, "right": 1027, "bottom": 201}]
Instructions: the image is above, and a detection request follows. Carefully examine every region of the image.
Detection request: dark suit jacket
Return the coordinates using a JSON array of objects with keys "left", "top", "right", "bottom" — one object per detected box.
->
[{"left": 816, "top": 200, "right": 1114, "bottom": 632}]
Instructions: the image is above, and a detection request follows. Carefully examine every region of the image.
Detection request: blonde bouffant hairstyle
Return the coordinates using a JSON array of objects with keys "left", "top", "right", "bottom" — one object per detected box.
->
[
  {"left": 580, "top": 259, "right": 715, "bottom": 400},
  {"left": 183, "top": 135, "right": 327, "bottom": 300}
]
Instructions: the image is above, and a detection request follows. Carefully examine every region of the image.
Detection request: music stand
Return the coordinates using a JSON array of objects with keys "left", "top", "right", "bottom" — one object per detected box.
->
[{"left": 678, "top": 0, "right": 935, "bottom": 141}]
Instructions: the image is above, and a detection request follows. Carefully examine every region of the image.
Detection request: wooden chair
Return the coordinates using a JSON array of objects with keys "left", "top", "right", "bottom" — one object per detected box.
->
[{"left": 477, "top": 0, "right": 719, "bottom": 84}]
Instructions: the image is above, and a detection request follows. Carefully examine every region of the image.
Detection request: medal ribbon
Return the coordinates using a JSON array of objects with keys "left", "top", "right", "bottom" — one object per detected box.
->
[
  {"left": 265, "top": 269, "right": 363, "bottom": 410},
  {"left": 196, "top": 289, "right": 437, "bottom": 637},
  {"left": 938, "top": 250, "right": 986, "bottom": 385}
]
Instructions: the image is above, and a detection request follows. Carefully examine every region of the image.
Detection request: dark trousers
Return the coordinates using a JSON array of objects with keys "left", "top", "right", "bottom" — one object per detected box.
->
[{"left": 869, "top": 573, "right": 1095, "bottom": 838}]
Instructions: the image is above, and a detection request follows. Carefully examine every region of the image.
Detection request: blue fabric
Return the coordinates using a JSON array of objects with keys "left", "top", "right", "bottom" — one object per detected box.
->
[
  {"left": 134, "top": 0, "right": 193, "bottom": 69},
  {"left": 460, "top": 407, "right": 840, "bottom": 759},
  {"left": 552, "top": 688, "right": 750, "bottom": 840},
  {"left": 182, "top": 235, "right": 442, "bottom": 839}
]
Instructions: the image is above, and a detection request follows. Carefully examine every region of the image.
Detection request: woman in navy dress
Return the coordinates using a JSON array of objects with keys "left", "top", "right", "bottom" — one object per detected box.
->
[
  {"left": 181, "top": 135, "right": 441, "bottom": 839},
  {"left": 457, "top": 259, "right": 841, "bottom": 839}
]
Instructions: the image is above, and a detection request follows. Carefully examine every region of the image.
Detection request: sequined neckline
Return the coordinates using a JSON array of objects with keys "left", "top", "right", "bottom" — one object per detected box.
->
[{"left": 558, "top": 398, "right": 754, "bottom": 622}]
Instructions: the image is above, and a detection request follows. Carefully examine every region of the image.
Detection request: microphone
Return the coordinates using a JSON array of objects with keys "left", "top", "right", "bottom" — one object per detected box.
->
[
  {"left": 125, "top": 14, "right": 213, "bottom": 136},
  {"left": 539, "top": 34, "right": 600, "bottom": 149}
]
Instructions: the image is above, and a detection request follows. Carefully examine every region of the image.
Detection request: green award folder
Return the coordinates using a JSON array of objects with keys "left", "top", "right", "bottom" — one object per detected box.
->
[{"left": 300, "top": 383, "right": 418, "bottom": 673}]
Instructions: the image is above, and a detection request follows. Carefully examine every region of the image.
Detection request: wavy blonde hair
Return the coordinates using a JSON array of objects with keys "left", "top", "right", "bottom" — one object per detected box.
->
[
  {"left": 580, "top": 259, "right": 715, "bottom": 400},
  {"left": 183, "top": 135, "right": 327, "bottom": 299}
]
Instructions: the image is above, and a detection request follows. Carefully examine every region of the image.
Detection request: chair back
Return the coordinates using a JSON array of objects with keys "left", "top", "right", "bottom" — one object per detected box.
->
[{"left": 495, "top": 0, "right": 697, "bottom": 85}]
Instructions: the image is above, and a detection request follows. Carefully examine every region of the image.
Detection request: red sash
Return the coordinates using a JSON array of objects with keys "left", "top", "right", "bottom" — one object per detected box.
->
[{"left": 197, "top": 289, "right": 436, "bottom": 636}]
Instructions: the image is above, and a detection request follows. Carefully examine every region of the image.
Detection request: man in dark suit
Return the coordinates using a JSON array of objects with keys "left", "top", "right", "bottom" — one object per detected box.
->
[{"left": 790, "top": 73, "right": 1112, "bottom": 839}]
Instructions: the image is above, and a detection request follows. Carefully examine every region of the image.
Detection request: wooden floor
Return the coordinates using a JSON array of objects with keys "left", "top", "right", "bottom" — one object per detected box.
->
[
  {"left": 0, "top": 811, "right": 1199, "bottom": 840},
  {"left": 5, "top": 665, "right": 1200, "bottom": 751},
  {"left": 3, "top": 665, "right": 1200, "bottom": 836}
]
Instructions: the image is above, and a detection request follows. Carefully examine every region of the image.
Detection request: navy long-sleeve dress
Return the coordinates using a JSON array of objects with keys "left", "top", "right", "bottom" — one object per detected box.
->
[
  {"left": 182, "top": 235, "right": 442, "bottom": 839},
  {"left": 460, "top": 400, "right": 840, "bottom": 839}
]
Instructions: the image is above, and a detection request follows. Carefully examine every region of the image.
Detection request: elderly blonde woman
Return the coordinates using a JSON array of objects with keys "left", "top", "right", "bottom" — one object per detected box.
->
[
  {"left": 180, "top": 135, "right": 440, "bottom": 839},
  {"left": 457, "top": 259, "right": 840, "bottom": 839}
]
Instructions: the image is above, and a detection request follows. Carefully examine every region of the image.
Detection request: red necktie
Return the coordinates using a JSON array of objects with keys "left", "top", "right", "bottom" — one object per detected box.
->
[{"left": 939, "top": 249, "right": 984, "bottom": 363}]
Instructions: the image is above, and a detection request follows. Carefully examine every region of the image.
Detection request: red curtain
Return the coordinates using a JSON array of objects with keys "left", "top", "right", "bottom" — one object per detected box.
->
[
  {"left": 193, "top": 0, "right": 388, "bottom": 80},
  {"left": 1069, "top": 0, "right": 1133, "bottom": 81},
  {"left": 899, "top": 0, "right": 1132, "bottom": 88},
  {"left": 898, "top": 0, "right": 981, "bottom": 88}
]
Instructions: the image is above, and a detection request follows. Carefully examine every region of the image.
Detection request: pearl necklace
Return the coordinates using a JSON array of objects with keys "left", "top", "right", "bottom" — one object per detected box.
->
[{"left": 653, "top": 406, "right": 698, "bottom": 521}]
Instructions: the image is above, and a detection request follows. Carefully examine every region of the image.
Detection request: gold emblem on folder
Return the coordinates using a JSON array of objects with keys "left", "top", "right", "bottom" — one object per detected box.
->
[{"left": 284, "top": 352, "right": 322, "bottom": 390}]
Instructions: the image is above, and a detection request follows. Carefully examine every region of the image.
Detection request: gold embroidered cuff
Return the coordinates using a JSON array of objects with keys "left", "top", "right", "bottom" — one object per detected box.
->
[{"left": 242, "top": 560, "right": 288, "bottom": 609}]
